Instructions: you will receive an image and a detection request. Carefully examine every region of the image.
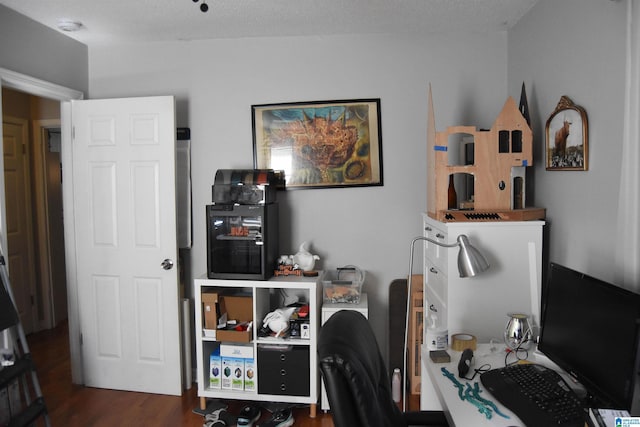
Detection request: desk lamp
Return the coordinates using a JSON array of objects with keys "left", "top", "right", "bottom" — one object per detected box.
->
[{"left": 403, "top": 234, "right": 489, "bottom": 410}]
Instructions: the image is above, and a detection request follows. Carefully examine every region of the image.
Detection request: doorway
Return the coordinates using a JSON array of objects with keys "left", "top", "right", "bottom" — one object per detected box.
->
[
  {"left": 0, "top": 67, "right": 85, "bottom": 383},
  {"left": 0, "top": 69, "right": 187, "bottom": 392},
  {"left": 2, "top": 87, "right": 67, "bottom": 333},
  {"left": 33, "top": 123, "right": 68, "bottom": 328}
]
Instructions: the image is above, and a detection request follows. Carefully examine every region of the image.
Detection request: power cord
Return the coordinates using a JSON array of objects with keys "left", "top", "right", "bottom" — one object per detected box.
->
[
  {"left": 504, "top": 342, "right": 531, "bottom": 366},
  {"left": 459, "top": 363, "right": 491, "bottom": 381}
]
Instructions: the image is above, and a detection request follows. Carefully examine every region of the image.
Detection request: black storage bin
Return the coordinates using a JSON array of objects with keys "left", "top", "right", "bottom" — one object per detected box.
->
[{"left": 257, "top": 344, "right": 310, "bottom": 396}]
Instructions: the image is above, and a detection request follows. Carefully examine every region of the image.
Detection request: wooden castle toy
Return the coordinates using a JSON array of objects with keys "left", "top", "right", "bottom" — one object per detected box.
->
[{"left": 427, "top": 85, "right": 545, "bottom": 222}]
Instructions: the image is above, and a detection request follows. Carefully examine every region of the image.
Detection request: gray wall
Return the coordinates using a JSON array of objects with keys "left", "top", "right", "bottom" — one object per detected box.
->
[
  {"left": 88, "top": 32, "right": 508, "bottom": 358},
  {"left": 508, "top": 0, "right": 627, "bottom": 284},
  {"left": 0, "top": 4, "right": 88, "bottom": 93}
]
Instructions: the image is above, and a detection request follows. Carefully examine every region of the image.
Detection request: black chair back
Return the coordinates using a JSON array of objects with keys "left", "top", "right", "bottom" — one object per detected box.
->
[{"left": 318, "top": 310, "right": 407, "bottom": 427}]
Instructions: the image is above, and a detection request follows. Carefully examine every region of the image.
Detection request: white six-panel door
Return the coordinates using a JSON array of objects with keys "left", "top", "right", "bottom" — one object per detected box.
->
[{"left": 71, "top": 96, "right": 182, "bottom": 395}]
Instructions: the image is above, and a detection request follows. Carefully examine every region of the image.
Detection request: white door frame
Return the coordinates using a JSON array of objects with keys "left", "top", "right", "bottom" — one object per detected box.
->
[
  {"left": 0, "top": 67, "right": 85, "bottom": 383},
  {"left": 32, "top": 118, "right": 64, "bottom": 330}
]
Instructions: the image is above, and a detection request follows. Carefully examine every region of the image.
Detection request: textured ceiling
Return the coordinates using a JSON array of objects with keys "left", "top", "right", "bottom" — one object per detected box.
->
[{"left": 0, "top": 0, "right": 539, "bottom": 47}]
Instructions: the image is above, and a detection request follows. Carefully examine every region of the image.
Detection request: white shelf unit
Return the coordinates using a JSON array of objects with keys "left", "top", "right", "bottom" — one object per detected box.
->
[
  {"left": 194, "top": 274, "right": 322, "bottom": 416},
  {"left": 319, "top": 293, "right": 368, "bottom": 411},
  {"left": 420, "top": 214, "right": 544, "bottom": 410}
]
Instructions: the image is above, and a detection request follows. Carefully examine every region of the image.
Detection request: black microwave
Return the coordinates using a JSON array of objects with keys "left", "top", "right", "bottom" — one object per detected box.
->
[{"left": 206, "top": 203, "right": 279, "bottom": 280}]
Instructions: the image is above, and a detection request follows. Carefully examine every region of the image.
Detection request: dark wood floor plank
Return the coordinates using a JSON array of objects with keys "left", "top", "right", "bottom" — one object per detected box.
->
[{"left": 26, "top": 321, "right": 337, "bottom": 426}]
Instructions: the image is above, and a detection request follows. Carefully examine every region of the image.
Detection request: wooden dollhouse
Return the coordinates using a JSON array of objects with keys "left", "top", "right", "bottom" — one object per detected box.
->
[{"left": 426, "top": 85, "right": 545, "bottom": 222}]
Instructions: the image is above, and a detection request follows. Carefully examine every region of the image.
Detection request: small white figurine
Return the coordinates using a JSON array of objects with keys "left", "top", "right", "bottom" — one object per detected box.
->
[
  {"left": 263, "top": 307, "right": 296, "bottom": 337},
  {"left": 291, "top": 241, "right": 320, "bottom": 272}
]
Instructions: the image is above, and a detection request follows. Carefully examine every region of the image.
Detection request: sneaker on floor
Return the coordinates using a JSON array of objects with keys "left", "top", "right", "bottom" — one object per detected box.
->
[
  {"left": 237, "top": 405, "right": 261, "bottom": 427},
  {"left": 258, "top": 408, "right": 294, "bottom": 427},
  {"left": 205, "top": 407, "right": 228, "bottom": 422},
  {"left": 220, "top": 410, "right": 238, "bottom": 427},
  {"left": 204, "top": 409, "right": 238, "bottom": 427}
]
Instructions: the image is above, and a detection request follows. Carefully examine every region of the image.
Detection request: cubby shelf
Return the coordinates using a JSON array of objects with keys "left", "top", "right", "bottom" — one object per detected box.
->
[{"left": 194, "top": 274, "right": 322, "bottom": 417}]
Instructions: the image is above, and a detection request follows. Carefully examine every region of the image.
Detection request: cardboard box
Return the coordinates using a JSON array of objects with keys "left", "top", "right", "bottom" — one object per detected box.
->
[
  {"left": 209, "top": 348, "right": 222, "bottom": 389},
  {"left": 220, "top": 343, "right": 254, "bottom": 359},
  {"left": 221, "top": 357, "right": 233, "bottom": 390},
  {"left": 231, "top": 357, "right": 244, "bottom": 390},
  {"left": 220, "top": 343, "right": 254, "bottom": 391},
  {"left": 216, "top": 295, "right": 253, "bottom": 343},
  {"left": 288, "top": 319, "right": 310, "bottom": 339},
  {"left": 244, "top": 358, "right": 256, "bottom": 392},
  {"left": 408, "top": 274, "right": 424, "bottom": 395},
  {"left": 410, "top": 305, "right": 424, "bottom": 394},
  {"left": 202, "top": 292, "right": 219, "bottom": 330}
]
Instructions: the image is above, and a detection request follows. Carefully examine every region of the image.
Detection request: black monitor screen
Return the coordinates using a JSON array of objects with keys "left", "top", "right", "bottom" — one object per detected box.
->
[{"left": 538, "top": 263, "right": 640, "bottom": 411}]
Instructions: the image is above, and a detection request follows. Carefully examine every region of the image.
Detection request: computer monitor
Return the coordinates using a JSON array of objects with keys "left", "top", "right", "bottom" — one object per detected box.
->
[{"left": 538, "top": 262, "right": 640, "bottom": 413}]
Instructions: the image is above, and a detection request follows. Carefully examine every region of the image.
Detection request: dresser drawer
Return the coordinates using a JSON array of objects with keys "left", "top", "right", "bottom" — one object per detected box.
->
[
  {"left": 423, "top": 221, "right": 448, "bottom": 272},
  {"left": 424, "top": 287, "right": 447, "bottom": 329},
  {"left": 257, "top": 345, "right": 310, "bottom": 396},
  {"left": 425, "top": 263, "right": 447, "bottom": 302}
]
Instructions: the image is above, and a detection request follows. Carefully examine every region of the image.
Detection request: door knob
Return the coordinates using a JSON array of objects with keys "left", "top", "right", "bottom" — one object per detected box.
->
[{"left": 161, "top": 259, "right": 174, "bottom": 270}]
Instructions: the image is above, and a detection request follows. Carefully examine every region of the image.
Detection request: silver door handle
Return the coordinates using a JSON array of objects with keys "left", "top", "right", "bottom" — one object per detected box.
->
[{"left": 161, "top": 259, "right": 174, "bottom": 270}]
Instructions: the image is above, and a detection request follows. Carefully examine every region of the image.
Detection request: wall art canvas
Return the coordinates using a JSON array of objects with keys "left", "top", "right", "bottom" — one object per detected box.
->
[{"left": 252, "top": 99, "right": 383, "bottom": 189}]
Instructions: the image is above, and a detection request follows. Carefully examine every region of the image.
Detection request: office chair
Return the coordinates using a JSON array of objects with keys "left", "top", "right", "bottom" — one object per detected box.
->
[{"left": 318, "top": 310, "right": 449, "bottom": 427}]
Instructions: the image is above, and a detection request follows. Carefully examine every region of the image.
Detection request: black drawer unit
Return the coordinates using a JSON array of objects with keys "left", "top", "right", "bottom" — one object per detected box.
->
[{"left": 257, "top": 345, "right": 310, "bottom": 396}]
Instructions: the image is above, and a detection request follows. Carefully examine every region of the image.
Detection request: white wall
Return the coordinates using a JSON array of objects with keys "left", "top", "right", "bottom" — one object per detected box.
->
[
  {"left": 0, "top": 5, "right": 88, "bottom": 93},
  {"left": 508, "top": 0, "right": 627, "bottom": 283},
  {"left": 89, "top": 31, "right": 508, "bottom": 358}
]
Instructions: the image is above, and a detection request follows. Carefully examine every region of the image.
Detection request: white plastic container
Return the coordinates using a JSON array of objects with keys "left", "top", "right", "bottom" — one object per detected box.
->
[
  {"left": 392, "top": 368, "right": 402, "bottom": 403},
  {"left": 425, "top": 314, "right": 448, "bottom": 351}
]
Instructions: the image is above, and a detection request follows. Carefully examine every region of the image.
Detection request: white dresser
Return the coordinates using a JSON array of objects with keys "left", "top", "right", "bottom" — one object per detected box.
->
[{"left": 420, "top": 214, "right": 545, "bottom": 410}]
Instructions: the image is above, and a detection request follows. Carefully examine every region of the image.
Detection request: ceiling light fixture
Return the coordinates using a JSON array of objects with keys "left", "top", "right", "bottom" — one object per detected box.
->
[
  {"left": 192, "top": 0, "right": 208, "bottom": 12},
  {"left": 57, "top": 19, "right": 83, "bottom": 32}
]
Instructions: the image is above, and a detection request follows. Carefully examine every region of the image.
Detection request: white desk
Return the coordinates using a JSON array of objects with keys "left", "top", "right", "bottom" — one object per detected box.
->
[
  {"left": 420, "top": 343, "right": 523, "bottom": 426},
  {"left": 419, "top": 343, "right": 585, "bottom": 427}
]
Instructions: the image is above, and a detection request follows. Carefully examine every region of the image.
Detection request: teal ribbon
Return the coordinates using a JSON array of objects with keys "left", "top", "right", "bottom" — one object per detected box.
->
[{"left": 441, "top": 367, "right": 510, "bottom": 420}]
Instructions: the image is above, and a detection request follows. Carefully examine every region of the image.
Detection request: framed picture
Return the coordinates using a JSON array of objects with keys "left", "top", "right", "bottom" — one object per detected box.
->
[
  {"left": 545, "top": 96, "right": 588, "bottom": 170},
  {"left": 252, "top": 99, "right": 383, "bottom": 189}
]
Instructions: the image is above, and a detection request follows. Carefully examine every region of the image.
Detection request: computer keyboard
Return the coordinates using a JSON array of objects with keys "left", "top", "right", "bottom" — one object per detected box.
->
[{"left": 480, "top": 363, "right": 585, "bottom": 427}]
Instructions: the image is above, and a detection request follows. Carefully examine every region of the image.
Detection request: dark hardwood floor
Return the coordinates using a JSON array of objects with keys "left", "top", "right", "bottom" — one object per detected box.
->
[
  {"left": 26, "top": 321, "right": 419, "bottom": 426},
  {"left": 26, "top": 322, "right": 333, "bottom": 426}
]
